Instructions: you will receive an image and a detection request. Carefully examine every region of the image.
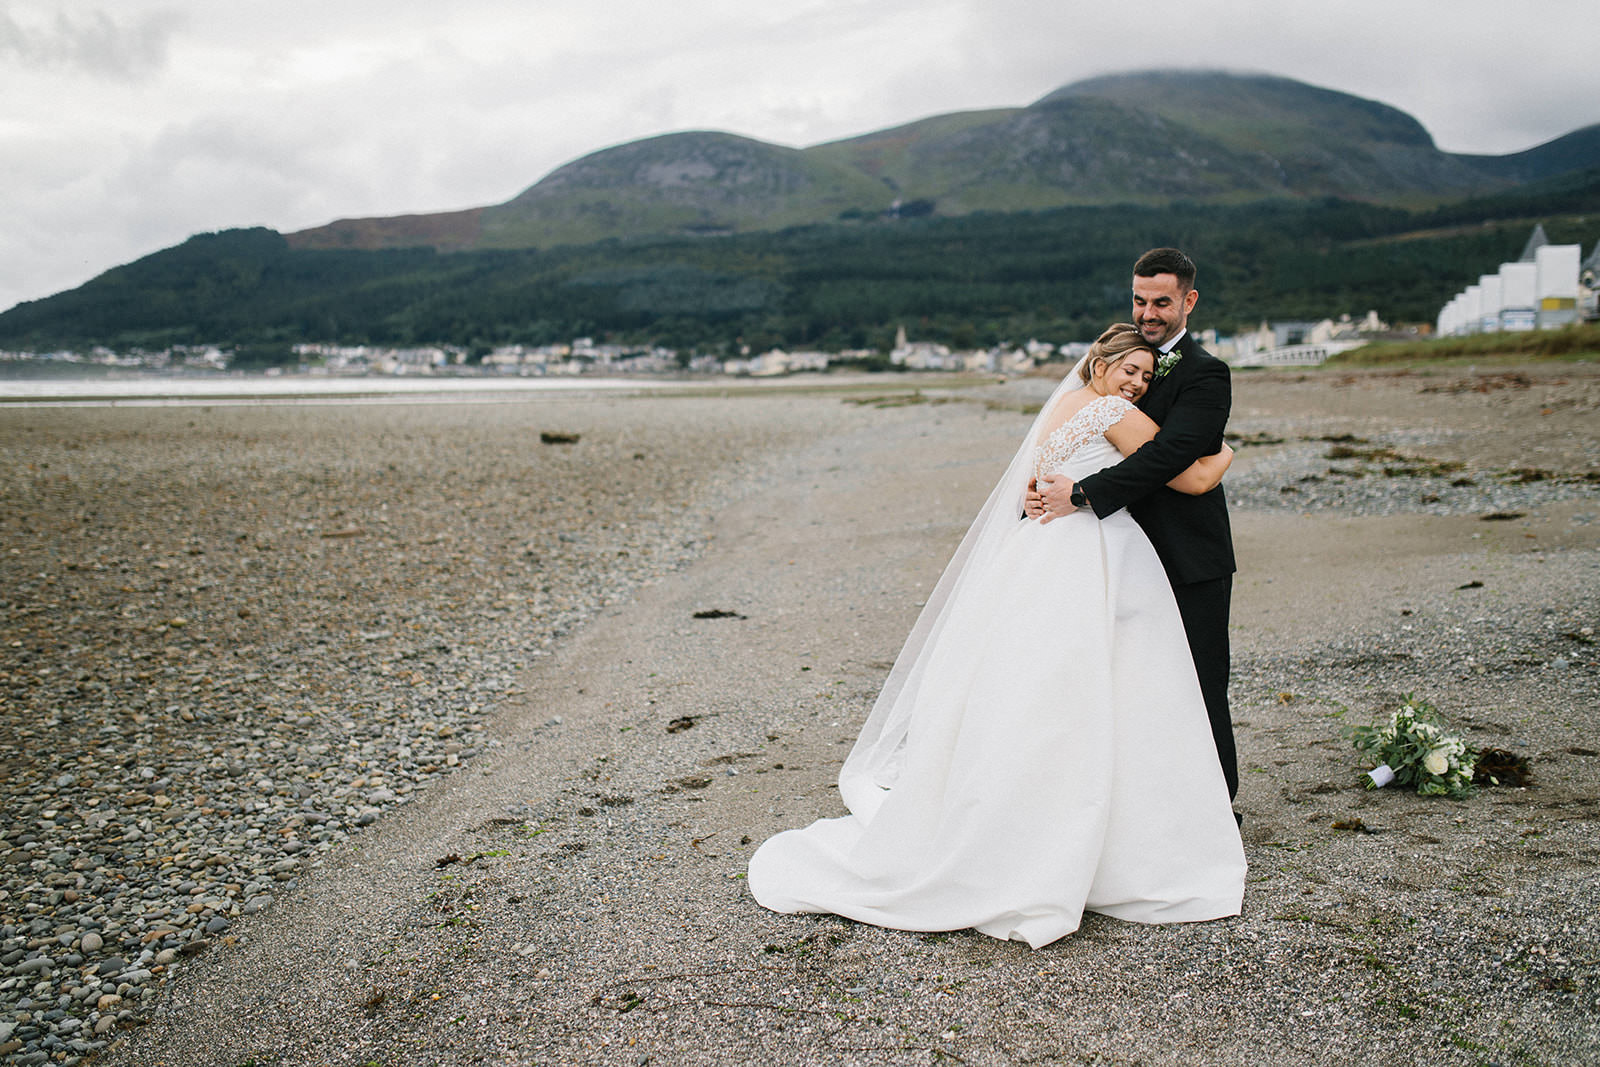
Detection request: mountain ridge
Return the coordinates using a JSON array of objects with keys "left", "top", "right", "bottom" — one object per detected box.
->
[
  {"left": 5, "top": 170, "right": 1596, "bottom": 354},
  {"left": 285, "top": 69, "right": 1599, "bottom": 254}
]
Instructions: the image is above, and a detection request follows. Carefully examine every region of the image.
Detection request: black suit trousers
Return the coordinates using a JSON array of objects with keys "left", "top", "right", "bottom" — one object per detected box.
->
[{"left": 1171, "top": 575, "right": 1237, "bottom": 799}]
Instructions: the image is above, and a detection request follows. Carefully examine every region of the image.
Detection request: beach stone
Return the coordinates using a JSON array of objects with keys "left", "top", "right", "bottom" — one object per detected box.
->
[
  {"left": 3, "top": 377, "right": 1593, "bottom": 1064},
  {"left": 79, "top": 933, "right": 102, "bottom": 954}
]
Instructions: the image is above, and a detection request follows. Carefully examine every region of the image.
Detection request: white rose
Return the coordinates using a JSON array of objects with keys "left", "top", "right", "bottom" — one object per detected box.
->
[{"left": 1423, "top": 750, "right": 1449, "bottom": 776}]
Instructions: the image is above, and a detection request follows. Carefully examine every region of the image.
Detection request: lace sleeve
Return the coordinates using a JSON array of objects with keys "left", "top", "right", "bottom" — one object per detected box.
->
[
  {"left": 1033, "top": 395, "right": 1136, "bottom": 481},
  {"left": 1078, "top": 394, "right": 1136, "bottom": 435}
]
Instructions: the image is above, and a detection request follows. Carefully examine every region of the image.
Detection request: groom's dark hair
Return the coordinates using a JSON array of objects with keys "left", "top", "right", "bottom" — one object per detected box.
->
[{"left": 1133, "top": 247, "right": 1197, "bottom": 292}]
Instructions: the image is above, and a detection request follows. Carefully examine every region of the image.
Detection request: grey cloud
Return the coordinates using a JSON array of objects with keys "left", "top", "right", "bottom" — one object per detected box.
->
[{"left": 0, "top": 6, "right": 183, "bottom": 80}]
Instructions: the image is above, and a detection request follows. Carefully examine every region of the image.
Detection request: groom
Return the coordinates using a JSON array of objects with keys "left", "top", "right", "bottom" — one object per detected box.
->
[{"left": 1037, "top": 247, "right": 1238, "bottom": 801}]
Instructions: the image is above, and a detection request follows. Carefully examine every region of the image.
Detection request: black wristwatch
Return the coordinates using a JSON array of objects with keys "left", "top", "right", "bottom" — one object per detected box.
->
[{"left": 1069, "top": 484, "right": 1089, "bottom": 510}]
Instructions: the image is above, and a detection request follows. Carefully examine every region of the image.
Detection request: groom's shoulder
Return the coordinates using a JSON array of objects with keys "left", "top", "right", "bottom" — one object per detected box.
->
[{"left": 1181, "top": 334, "right": 1229, "bottom": 375}]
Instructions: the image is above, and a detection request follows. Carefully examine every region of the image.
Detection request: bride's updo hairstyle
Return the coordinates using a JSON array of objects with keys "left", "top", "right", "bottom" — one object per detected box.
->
[{"left": 1077, "top": 323, "right": 1155, "bottom": 385}]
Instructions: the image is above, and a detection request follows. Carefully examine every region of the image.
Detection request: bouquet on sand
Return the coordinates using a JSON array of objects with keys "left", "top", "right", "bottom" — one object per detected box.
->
[{"left": 1350, "top": 696, "right": 1477, "bottom": 798}]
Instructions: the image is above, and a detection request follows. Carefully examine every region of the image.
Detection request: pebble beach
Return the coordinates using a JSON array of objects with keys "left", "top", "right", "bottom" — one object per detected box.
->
[{"left": 2, "top": 364, "right": 1597, "bottom": 1065}]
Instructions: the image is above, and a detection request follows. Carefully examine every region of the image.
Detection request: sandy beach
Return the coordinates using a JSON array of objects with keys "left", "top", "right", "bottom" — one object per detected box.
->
[{"left": 2, "top": 364, "right": 1597, "bottom": 1065}]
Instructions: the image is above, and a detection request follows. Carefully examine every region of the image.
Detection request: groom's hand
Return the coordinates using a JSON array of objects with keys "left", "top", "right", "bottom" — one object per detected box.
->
[{"left": 1037, "top": 475, "right": 1079, "bottom": 524}]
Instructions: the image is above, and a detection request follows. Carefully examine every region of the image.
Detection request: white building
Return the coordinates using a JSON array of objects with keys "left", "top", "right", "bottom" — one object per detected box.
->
[
  {"left": 1461, "top": 285, "right": 1483, "bottom": 334},
  {"left": 1477, "top": 273, "right": 1503, "bottom": 333},
  {"left": 1498, "top": 262, "right": 1538, "bottom": 331},
  {"left": 741, "top": 348, "right": 831, "bottom": 375},
  {"left": 889, "top": 330, "right": 955, "bottom": 369},
  {"left": 1535, "top": 244, "right": 1582, "bottom": 328},
  {"left": 1581, "top": 242, "right": 1600, "bottom": 321},
  {"left": 1432, "top": 227, "right": 1591, "bottom": 336}
]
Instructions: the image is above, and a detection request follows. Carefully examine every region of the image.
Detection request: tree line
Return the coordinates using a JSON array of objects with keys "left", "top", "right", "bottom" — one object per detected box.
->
[{"left": 2, "top": 171, "right": 1595, "bottom": 355}]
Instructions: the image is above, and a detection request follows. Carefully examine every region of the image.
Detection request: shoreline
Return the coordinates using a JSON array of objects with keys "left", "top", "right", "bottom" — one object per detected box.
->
[
  {"left": 3, "top": 368, "right": 1597, "bottom": 1065},
  {"left": 0, "top": 371, "right": 990, "bottom": 407}
]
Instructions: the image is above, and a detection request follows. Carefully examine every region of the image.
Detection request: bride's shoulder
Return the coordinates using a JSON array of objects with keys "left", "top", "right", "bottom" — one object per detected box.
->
[
  {"left": 1053, "top": 391, "right": 1132, "bottom": 419},
  {"left": 1038, "top": 393, "right": 1136, "bottom": 446},
  {"left": 1081, "top": 394, "right": 1137, "bottom": 424},
  {"left": 1087, "top": 394, "right": 1136, "bottom": 413}
]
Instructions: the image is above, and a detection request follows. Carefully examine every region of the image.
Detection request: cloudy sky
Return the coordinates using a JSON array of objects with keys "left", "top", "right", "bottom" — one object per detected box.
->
[{"left": 3, "top": 0, "right": 1595, "bottom": 313}]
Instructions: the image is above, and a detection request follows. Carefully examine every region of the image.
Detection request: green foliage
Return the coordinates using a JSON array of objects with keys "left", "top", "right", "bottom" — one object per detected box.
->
[
  {"left": 2, "top": 173, "right": 1596, "bottom": 352},
  {"left": 229, "top": 342, "right": 297, "bottom": 369}
]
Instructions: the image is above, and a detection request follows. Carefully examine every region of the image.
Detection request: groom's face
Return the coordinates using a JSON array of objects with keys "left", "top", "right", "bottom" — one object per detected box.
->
[{"left": 1131, "top": 273, "right": 1199, "bottom": 347}]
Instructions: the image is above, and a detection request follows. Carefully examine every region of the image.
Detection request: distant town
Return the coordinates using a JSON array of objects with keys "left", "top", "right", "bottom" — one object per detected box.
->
[
  {"left": 6, "top": 228, "right": 1597, "bottom": 381},
  {"left": 0, "top": 310, "right": 1422, "bottom": 380}
]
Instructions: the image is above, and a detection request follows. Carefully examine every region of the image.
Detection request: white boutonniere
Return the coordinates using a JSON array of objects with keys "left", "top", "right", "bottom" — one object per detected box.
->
[{"left": 1155, "top": 349, "right": 1182, "bottom": 378}]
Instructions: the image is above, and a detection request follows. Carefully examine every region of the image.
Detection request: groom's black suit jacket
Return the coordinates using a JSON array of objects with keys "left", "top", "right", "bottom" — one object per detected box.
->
[{"left": 1075, "top": 331, "right": 1235, "bottom": 586}]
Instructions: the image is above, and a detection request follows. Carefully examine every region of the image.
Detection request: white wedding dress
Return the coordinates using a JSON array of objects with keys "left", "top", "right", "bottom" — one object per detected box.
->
[{"left": 748, "top": 392, "right": 1245, "bottom": 949}]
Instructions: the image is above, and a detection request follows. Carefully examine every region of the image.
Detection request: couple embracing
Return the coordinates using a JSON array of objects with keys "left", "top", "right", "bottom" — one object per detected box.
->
[{"left": 749, "top": 248, "right": 1245, "bottom": 949}]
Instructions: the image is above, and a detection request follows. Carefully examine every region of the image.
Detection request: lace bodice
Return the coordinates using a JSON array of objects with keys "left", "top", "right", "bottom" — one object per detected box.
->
[{"left": 1033, "top": 394, "right": 1135, "bottom": 484}]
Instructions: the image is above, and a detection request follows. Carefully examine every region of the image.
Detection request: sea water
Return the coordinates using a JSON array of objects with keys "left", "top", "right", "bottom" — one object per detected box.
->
[{"left": 0, "top": 373, "right": 694, "bottom": 406}]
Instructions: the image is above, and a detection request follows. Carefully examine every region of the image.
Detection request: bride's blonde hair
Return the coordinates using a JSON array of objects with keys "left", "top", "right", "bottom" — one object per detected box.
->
[{"left": 1077, "top": 323, "right": 1155, "bottom": 385}]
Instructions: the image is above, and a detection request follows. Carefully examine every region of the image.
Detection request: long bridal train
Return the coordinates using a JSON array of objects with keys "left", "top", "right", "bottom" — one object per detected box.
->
[{"left": 747, "top": 384, "right": 1245, "bottom": 949}]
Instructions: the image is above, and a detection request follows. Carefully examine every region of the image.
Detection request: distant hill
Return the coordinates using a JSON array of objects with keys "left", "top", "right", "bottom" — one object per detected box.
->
[
  {"left": 474, "top": 131, "right": 892, "bottom": 250},
  {"left": 3, "top": 69, "right": 1597, "bottom": 355},
  {"left": 287, "top": 70, "right": 1600, "bottom": 253},
  {"left": 1461, "top": 124, "right": 1600, "bottom": 182},
  {"left": 4, "top": 171, "right": 1596, "bottom": 355}
]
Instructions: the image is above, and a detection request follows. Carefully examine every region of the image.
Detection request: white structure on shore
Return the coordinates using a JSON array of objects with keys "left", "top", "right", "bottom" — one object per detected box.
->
[
  {"left": 1536, "top": 244, "right": 1582, "bottom": 328},
  {"left": 1498, "top": 262, "right": 1538, "bottom": 331},
  {"left": 1583, "top": 243, "right": 1600, "bottom": 320},
  {"left": 1217, "top": 312, "right": 1380, "bottom": 366},
  {"left": 1435, "top": 227, "right": 1593, "bottom": 336}
]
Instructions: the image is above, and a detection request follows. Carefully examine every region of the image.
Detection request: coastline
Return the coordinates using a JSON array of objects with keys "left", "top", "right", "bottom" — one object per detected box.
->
[
  {"left": 0, "top": 371, "right": 979, "bottom": 407},
  {"left": 3, "top": 366, "right": 1596, "bottom": 1065}
]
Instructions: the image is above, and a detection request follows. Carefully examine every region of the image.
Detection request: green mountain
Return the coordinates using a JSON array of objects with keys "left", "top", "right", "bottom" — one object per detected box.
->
[
  {"left": 476, "top": 132, "right": 892, "bottom": 248},
  {"left": 3, "top": 70, "right": 1596, "bottom": 355},
  {"left": 287, "top": 70, "right": 1598, "bottom": 253},
  {"left": 3, "top": 172, "right": 1595, "bottom": 355},
  {"left": 1463, "top": 123, "right": 1600, "bottom": 182}
]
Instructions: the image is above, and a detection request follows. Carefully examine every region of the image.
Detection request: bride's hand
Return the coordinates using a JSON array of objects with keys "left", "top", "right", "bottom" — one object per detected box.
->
[{"left": 1024, "top": 479, "right": 1044, "bottom": 519}]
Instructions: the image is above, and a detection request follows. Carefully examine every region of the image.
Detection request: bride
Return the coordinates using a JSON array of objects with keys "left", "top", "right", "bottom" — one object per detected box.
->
[{"left": 747, "top": 323, "right": 1246, "bottom": 949}]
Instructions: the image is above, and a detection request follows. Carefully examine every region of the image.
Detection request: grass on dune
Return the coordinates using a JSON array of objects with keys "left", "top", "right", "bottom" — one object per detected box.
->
[{"left": 1325, "top": 321, "right": 1600, "bottom": 368}]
